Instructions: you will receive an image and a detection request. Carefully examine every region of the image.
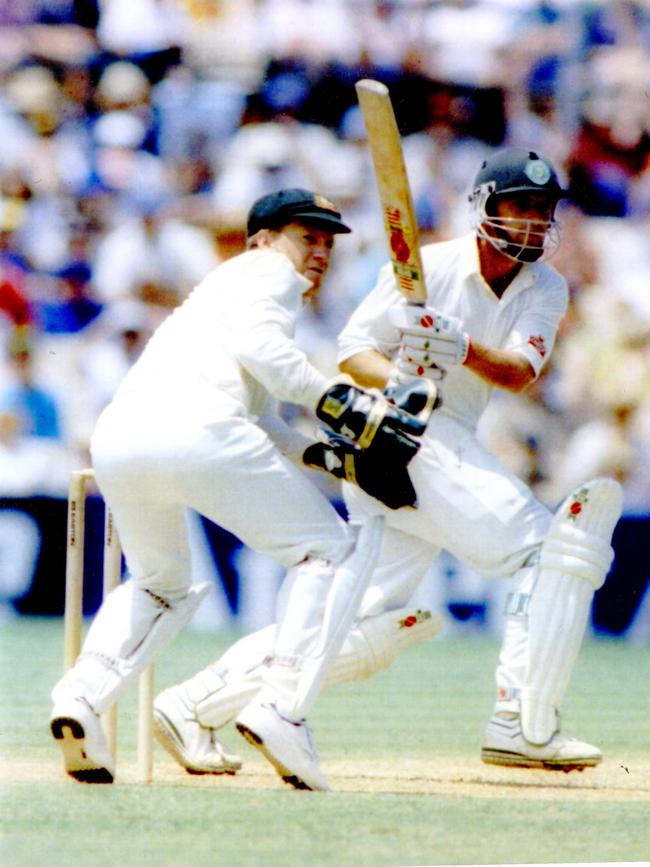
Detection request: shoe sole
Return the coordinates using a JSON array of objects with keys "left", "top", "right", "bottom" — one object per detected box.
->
[
  {"left": 236, "top": 721, "right": 314, "bottom": 790},
  {"left": 480, "top": 747, "right": 601, "bottom": 773},
  {"left": 153, "top": 709, "right": 241, "bottom": 776},
  {"left": 50, "top": 717, "right": 114, "bottom": 784}
]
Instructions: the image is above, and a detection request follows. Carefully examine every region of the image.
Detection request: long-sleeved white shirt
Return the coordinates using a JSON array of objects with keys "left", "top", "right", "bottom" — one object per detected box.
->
[
  {"left": 108, "top": 249, "right": 328, "bottom": 426},
  {"left": 339, "top": 233, "right": 568, "bottom": 432}
]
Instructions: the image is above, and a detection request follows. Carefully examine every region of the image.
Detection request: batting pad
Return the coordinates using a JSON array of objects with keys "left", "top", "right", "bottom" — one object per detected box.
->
[
  {"left": 522, "top": 478, "right": 622, "bottom": 744},
  {"left": 327, "top": 606, "right": 442, "bottom": 685},
  {"left": 192, "top": 607, "right": 440, "bottom": 730}
]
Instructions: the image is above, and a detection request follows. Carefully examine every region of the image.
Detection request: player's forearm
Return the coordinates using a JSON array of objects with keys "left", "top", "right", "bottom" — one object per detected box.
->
[
  {"left": 339, "top": 350, "right": 392, "bottom": 389},
  {"left": 258, "top": 412, "right": 312, "bottom": 464},
  {"left": 236, "top": 312, "right": 327, "bottom": 409},
  {"left": 464, "top": 339, "right": 536, "bottom": 392}
]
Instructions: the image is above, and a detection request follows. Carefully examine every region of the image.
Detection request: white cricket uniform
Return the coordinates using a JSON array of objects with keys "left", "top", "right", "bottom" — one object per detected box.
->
[
  {"left": 91, "top": 248, "right": 350, "bottom": 600},
  {"left": 150, "top": 231, "right": 572, "bottom": 730},
  {"left": 338, "top": 232, "right": 568, "bottom": 616}
]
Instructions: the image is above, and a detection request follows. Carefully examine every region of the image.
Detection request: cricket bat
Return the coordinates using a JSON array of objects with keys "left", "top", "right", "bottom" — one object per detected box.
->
[{"left": 355, "top": 78, "right": 426, "bottom": 305}]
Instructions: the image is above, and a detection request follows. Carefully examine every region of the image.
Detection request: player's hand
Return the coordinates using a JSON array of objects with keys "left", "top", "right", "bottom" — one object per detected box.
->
[
  {"left": 388, "top": 304, "right": 470, "bottom": 369},
  {"left": 303, "top": 429, "right": 417, "bottom": 510},
  {"left": 382, "top": 377, "right": 442, "bottom": 421},
  {"left": 315, "top": 379, "right": 433, "bottom": 448},
  {"left": 392, "top": 345, "right": 446, "bottom": 384}
]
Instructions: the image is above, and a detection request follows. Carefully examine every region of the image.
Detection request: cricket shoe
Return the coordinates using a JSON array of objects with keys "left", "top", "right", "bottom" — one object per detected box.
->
[
  {"left": 236, "top": 701, "right": 330, "bottom": 791},
  {"left": 50, "top": 697, "right": 115, "bottom": 783},
  {"left": 153, "top": 687, "right": 242, "bottom": 775},
  {"left": 480, "top": 714, "right": 602, "bottom": 772}
]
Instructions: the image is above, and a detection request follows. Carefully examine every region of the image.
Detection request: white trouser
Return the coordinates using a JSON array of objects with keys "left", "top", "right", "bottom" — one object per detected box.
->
[
  {"left": 184, "top": 474, "right": 548, "bottom": 726},
  {"left": 181, "top": 524, "right": 442, "bottom": 727},
  {"left": 345, "top": 414, "right": 552, "bottom": 580},
  {"left": 91, "top": 405, "right": 351, "bottom": 597},
  {"left": 259, "top": 517, "right": 383, "bottom": 720},
  {"left": 54, "top": 404, "right": 352, "bottom": 714},
  {"left": 344, "top": 413, "right": 553, "bottom": 711}
]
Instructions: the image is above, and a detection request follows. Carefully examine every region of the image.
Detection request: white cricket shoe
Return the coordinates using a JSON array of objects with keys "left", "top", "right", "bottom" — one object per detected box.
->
[
  {"left": 50, "top": 697, "right": 115, "bottom": 784},
  {"left": 481, "top": 715, "right": 602, "bottom": 772},
  {"left": 153, "top": 687, "right": 242, "bottom": 775},
  {"left": 236, "top": 701, "right": 330, "bottom": 791}
]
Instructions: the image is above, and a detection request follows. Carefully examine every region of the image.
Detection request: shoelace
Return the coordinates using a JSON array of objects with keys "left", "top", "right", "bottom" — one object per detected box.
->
[
  {"left": 299, "top": 721, "right": 320, "bottom": 761},
  {"left": 269, "top": 703, "right": 321, "bottom": 760},
  {"left": 207, "top": 728, "right": 226, "bottom": 753}
]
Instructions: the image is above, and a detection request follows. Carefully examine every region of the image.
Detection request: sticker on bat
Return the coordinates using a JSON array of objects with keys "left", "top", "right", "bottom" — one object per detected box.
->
[
  {"left": 390, "top": 227, "right": 411, "bottom": 263},
  {"left": 393, "top": 262, "right": 421, "bottom": 280}
]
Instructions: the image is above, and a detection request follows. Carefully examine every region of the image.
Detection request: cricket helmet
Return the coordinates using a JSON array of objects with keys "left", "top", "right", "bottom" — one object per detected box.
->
[{"left": 469, "top": 147, "right": 566, "bottom": 262}]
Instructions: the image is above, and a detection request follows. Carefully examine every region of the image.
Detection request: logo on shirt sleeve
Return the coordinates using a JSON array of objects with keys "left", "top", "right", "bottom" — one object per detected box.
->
[{"left": 528, "top": 334, "right": 547, "bottom": 357}]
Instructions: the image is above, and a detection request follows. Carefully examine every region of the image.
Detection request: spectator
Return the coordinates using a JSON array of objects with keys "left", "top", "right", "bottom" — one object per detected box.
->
[
  {"left": 81, "top": 298, "right": 153, "bottom": 416},
  {"left": 0, "top": 197, "right": 32, "bottom": 346},
  {"left": 1, "top": 0, "right": 650, "bottom": 638},
  {"left": 95, "top": 0, "right": 187, "bottom": 82},
  {"left": 567, "top": 44, "right": 650, "bottom": 216},
  {"left": 0, "top": 329, "right": 62, "bottom": 439},
  {"left": 91, "top": 195, "right": 219, "bottom": 305},
  {"left": 211, "top": 114, "right": 345, "bottom": 226},
  {"left": 0, "top": 408, "right": 78, "bottom": 496}
]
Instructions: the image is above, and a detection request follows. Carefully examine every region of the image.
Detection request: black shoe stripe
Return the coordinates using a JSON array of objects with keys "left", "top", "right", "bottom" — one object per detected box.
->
[
  {"left": 236, "top": 722, "right": 263, "bottom": 746},
  {"left": 51, "top": 717, "right": 85, "bottom": 740},
  {"left": 69, "top": 768, "right": 114, "bottom": 784}
]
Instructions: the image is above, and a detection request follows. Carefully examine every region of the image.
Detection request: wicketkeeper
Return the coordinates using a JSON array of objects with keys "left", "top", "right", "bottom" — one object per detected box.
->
[{"left": 49, "top": 188, "right": 438, "bottom": 790}]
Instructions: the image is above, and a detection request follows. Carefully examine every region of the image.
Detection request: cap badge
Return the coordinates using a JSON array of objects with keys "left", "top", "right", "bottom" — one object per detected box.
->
[{"left": 314, "top": 194, "right": 337, "bottom": 213}]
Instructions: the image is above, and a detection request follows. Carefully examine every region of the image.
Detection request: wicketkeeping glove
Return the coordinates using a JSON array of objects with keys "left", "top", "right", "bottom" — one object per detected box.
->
[
  {"left": 303, "top": 430, "right": 418, "bottom": 510},
  {"left": 306, "top": 379, "right": 441, "bottom": 509},
  {"left": 315, "top": 380, "right": 432, "bottom": 453}
]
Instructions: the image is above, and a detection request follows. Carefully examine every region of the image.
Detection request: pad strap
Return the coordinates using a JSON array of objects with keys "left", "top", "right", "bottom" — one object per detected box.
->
[{"left": 357, "top": 400, "right": 388, "bottom": 449}]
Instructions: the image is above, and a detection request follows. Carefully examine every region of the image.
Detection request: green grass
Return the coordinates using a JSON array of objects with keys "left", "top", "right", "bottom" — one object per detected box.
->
[{"left": 1, "top": 618, "right": 649, "bottom": 866}]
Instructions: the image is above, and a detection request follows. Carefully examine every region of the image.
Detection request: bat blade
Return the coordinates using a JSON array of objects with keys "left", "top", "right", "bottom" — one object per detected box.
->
[{"left": 355, "top": 78, "right": 426, "bottom": 304}]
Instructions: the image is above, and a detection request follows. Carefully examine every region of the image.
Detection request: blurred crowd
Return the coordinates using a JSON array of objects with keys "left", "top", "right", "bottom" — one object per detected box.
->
[{"left": 0, "top": 0, "right": 649, "bottom": 515}]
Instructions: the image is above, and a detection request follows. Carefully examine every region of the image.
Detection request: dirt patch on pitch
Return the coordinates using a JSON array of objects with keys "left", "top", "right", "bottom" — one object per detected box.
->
[
  {"left": 329, "top": 756, "right": 650, "bottom": 801},
  {"left": 4, "top": 753, "right": 649, "bottom": 801}
]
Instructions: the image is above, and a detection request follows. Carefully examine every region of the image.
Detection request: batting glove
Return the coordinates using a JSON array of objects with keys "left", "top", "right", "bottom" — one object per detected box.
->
[
  {"left": 388, "top": 304, "right": 470, "bottom": 369},
  {"left": 383, "top": 376, "right": 442, "bottom": 420},
  {"left": 392, "top": 344, "right": 446, "bottom": 384}
]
